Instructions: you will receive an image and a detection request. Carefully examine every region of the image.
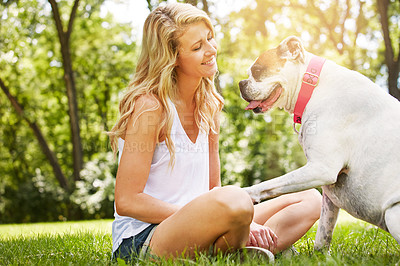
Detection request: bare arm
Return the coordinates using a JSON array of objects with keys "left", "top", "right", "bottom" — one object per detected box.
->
[
  {"left": 114, "top": 95, "right": 180, "bottom": 224},
  {"left": 209, "top": 111, "right": 221, "bottom": 189}
]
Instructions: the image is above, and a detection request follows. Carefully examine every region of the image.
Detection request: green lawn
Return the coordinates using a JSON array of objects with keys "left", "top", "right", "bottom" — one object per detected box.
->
[{"left": 0, "top": 212, "right": 399, "bottom": 265}]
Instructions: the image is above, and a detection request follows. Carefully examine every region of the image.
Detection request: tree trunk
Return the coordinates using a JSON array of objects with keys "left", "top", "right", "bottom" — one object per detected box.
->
[
  {"left": 48, "top": 0, "right": 83, "bottom": 181},
  {"left": 377, "top": 0, "right": 400, "bottom": 100},
  {"left": 201, "top": 0, "right": 209, "bottom": 14},
  {"left": 0, "top": 78, "right": 69, "bottom": 191}
]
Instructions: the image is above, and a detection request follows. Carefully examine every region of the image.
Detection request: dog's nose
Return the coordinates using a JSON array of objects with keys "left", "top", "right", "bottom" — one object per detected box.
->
[
  {"left": 239, "top": 80, "right": 250, "bottom": 97},
  {"left": 239, "top": 80, "right": 251, "bottom": 101},
  {"left": 239, "top": 79, "right": 249, "bottom": 90}
]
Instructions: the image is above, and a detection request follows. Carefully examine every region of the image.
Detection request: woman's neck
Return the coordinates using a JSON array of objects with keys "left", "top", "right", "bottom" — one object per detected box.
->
[{"left": 176, "top": 75, "right": 201, "bottom": 108}]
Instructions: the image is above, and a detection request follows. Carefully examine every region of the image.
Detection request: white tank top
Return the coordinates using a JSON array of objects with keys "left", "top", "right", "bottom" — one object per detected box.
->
[{"left": 112, "top": 102, "right": 210, "bottom": 252}]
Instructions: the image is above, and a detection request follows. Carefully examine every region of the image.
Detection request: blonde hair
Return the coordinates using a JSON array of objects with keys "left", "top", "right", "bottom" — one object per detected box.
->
[{"left": 108, "top": 2, "right": 224, "bottom": 165}]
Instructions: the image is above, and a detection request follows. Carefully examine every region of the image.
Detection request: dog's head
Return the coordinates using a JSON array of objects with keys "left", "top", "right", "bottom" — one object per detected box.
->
[{"left": 239, "top": 36, "right": 306, "bottom": 113}]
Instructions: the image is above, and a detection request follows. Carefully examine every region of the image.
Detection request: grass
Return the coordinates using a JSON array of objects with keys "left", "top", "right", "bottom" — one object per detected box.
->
[
  {"left": 0, "top": 220, "right": 111, "bottom": 265},
  {"left": 0, "top": 212, "right": 399, "bottom": 265}
]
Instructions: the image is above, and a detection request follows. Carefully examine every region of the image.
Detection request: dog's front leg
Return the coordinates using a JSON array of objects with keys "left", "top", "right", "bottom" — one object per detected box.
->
[
  {"left": 314, "top": 190, "right": 339, "bottom": 252},
  {"left": 243, "top": 162, "right": 339, "bottom": 202}
]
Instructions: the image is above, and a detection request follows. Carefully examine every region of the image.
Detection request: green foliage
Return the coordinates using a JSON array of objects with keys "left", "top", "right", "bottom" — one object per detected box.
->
[
  {"left": 1, "top": 169, "right": 68, "bottom": 223},
  {"left": 71, "top": 152, "right": 117, "bottom": 219},
  {"left": 0, "top": 0, "right": 399, "bottom": 223},
  {"left": 0, "top": 0, "right": 133, "bottom": 222}
]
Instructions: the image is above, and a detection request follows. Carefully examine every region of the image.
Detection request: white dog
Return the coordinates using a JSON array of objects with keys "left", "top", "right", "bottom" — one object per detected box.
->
[{"left": 239, "top": 36, "right": 400, "bottom": 250}]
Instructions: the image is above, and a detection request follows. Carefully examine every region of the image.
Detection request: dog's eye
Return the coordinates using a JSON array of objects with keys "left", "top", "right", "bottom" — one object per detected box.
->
[{"left": 251, "top": 64, "right": 266, "bottom": 82}]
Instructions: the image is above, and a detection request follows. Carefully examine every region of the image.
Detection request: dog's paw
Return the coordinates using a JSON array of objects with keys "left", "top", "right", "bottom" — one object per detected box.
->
[
  {"left": 314, "top": 245, "right": 331, "bottom": 256},
  {"left": 242, "top": 187, "right": 262, "bottom": 204}
]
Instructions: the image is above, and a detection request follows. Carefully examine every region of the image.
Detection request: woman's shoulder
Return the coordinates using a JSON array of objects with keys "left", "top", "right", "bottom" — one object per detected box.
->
[
  {"left": 125, "top": 94, "right": 165, "bottom": 136},
  {"left": 135, "top": 93, "right": 164, "bottom": 114},
  {"left": 135, "top": 93, "right": 162, "bottom": 108}
]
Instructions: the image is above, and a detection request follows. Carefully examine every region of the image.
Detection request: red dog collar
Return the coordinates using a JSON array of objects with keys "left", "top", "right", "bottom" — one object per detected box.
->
[{"left": 293, "top": 56, "right": 326, "bottom": 124}]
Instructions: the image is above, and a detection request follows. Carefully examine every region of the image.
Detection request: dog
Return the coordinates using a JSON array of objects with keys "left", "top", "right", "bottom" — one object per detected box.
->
[{"left": 239, "top": 36, "right": 400, "bottom": 251}]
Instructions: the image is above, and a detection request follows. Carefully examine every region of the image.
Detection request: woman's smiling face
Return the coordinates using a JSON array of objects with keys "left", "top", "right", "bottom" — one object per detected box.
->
[{"left": 175, "top": 21, "right": 218, "bottom": 80}]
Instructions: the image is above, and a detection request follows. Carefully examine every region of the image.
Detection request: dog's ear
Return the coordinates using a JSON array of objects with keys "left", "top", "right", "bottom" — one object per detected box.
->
[{"left": 277, "top": 36, "right": 305, "bottom": 63}]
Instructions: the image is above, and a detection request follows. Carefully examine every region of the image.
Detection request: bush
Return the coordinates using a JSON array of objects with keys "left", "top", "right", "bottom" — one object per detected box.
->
[{"left": 71, "top": 152, "right": 117, "bottom": 219}]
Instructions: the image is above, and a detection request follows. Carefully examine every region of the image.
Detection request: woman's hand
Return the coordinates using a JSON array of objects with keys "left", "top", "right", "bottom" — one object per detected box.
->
[{"left": 246, "top": 221, "right": 278, "bottom": 251}]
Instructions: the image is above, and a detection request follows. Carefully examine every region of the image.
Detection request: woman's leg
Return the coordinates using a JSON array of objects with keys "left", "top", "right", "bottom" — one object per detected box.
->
[
  {"left": 149, "top": 186, "right": 254, "bottom": 258},
  {"left": 253, "top": 189, "right": 322, "bottom": 253}
]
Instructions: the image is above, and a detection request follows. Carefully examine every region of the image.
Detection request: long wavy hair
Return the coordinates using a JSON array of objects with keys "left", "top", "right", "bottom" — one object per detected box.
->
[{"left": 108, "top": 2, "right": 224, "bottom": 166}]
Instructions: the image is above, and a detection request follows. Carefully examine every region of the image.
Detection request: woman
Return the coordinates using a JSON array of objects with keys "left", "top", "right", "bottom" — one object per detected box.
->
[{"left": 108, "top": 2, "right": 321, "bottom": 261}]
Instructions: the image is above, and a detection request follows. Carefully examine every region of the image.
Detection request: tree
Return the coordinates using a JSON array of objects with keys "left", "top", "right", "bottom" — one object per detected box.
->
[
  {"left": 377, "top": 0, "right": 400, "bottom": 100},
  {"left": 0, "top": 0, "right": 398, "bottom": 222},
  {"left": 1, "top": 0, "right": 84, "bottom": 189},
  {"left": 0, "top": 78, "right": 69, "bottom": 190},
  {"left": 48, "top": 0, "right": 83, "bottom": 181},
  {"left": 0, "top": 0, "right": 136, "bottom": 222}
]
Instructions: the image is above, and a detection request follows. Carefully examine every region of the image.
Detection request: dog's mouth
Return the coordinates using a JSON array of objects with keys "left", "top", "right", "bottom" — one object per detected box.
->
[{"left": 245, "top": 84, "right": 283, "bottom": 113}]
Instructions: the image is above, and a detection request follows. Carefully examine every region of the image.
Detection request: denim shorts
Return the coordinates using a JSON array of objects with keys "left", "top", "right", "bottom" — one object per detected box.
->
[{"left": 113, "top": 224, "right": 158, "bottom": 262}]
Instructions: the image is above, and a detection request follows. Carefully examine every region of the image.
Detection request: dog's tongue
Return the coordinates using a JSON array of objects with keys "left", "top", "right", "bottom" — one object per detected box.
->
[
  {"left": 259, "top": 86, "right": 283, "bottom": 111},
  {"left": 245, "top": 100, "right": 262, "bottom": 110},
  {"left": 245, "top": 86, "right": 283, "bottom": 112}
]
